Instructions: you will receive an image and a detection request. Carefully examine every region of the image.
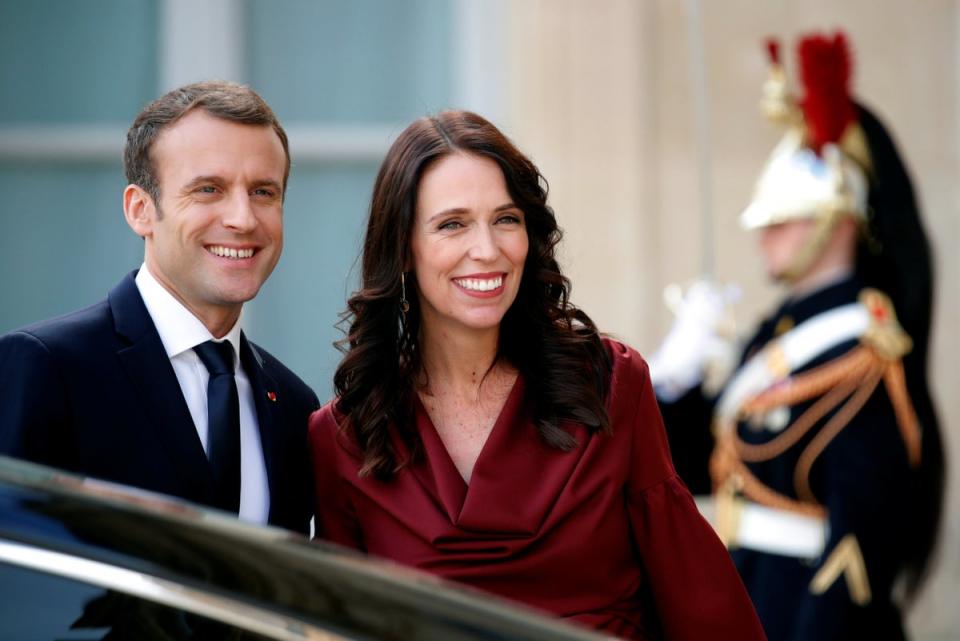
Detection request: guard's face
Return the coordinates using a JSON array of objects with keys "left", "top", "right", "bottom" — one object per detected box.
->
[
  {"left": 757, "top": 219, "right": 816, "bottom": 282},
  {"left": 128, "top": 109, "right": 286, "bottom": 334},
  {"left": 410, "top": 152, "right": 528, "bottom": 341}
]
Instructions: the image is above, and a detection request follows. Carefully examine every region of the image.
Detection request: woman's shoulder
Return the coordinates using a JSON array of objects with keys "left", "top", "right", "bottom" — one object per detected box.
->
[
  {"left": 309, "top": 398, "right": 342, "bottom": 431},
  {"left": 308, "top": 399, "right": 363, "bottom": 459},
  {"left": 598, "top": 337, "right": 656, "bottom": 421},
  {"left": 601, "top": 338, "right": 676, "bottom": 482},
  {"left": 601, "top": 336, "right": 651, "bottom": 386}
]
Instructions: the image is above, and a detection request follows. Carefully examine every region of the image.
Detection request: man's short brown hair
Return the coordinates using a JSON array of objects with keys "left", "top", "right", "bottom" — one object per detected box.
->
[{"left": 123, "top": 80, "right": 290, "bottom": 205}]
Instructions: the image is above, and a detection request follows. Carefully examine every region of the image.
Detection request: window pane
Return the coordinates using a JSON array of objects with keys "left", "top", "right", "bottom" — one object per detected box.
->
[
  {"left": 0, "top": 562, "right": 106, "bottom": 640},
  {"left": 0, "top": 0, "right": 158, "bottom": 124},
  {"left": 0, "top": 163, "right": 142, "bottom": 334},
  {"left": 245, "top": 0, "right": 453, "bottom": 124}
]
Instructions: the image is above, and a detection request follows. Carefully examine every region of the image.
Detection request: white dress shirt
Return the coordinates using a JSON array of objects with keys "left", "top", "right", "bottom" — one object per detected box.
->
[{"left": 135, "top": 264, "right": 270, "bottom": 524}]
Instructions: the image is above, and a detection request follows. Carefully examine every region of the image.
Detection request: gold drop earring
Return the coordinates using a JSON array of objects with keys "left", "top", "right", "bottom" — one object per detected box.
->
[{"left": 400, "top": 272, "right": 410, "bottom": 315}]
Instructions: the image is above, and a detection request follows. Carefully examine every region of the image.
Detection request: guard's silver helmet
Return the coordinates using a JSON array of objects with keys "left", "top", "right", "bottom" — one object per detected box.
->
[
  {"left": 740, "top": 129, "right": 868, "bottom": 230},
  {"left": 742, "top": 33, "right": 872, "bottom": 282}
]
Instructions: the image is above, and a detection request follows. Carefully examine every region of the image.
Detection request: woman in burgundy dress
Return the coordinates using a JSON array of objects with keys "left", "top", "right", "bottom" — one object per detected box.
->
[{"left": 309, "top": 110, "right": 765, "bottom": 641}]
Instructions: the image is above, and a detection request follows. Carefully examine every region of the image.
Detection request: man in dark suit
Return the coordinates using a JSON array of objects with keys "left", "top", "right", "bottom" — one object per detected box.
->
[{"left": 0, "top": 81, "right": 319, "bottom": 535}]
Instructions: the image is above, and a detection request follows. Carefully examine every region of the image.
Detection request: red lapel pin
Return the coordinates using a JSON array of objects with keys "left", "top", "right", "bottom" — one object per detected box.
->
[{"left": 267, "top": 391, "right": 277, "bottom": 402}]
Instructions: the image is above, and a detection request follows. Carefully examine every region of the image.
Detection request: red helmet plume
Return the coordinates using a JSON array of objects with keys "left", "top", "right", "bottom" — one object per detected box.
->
[{"left": 797, "top": 32, "right": 857, "bottom": 153}]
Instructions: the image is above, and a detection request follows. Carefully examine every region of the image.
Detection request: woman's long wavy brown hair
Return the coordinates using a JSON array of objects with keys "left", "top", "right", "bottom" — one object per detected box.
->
[{"left": 333, "top": 110, "right": 612, "bottom": 480}]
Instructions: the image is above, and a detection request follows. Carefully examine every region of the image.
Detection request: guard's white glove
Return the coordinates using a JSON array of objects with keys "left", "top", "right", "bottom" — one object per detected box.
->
[{"left": 648, "top": 279, "right": 740, "bottom": 402}]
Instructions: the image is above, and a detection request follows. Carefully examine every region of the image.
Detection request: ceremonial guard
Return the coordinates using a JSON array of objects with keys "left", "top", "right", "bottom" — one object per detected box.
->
[{"left": 652, "top": 32, "right": 944, "bottom": 641}]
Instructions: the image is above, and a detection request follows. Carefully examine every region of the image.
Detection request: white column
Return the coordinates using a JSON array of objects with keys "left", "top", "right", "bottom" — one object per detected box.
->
[
  {"left": 159, "top": 0, "right": 245, "bottom": 91},
  {"left": 452, "top": 0, "right": 507, "bottom": 124}
]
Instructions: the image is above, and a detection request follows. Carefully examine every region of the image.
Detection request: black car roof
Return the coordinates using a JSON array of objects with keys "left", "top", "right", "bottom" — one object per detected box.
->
[{"left": 0, "top": 456, "right": 614, "bottom": 641}]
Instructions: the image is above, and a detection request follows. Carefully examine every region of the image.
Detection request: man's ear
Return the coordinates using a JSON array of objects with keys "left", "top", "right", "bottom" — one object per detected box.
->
[{"left": 123, "top": 184, "right": 156, "bottom": 239}]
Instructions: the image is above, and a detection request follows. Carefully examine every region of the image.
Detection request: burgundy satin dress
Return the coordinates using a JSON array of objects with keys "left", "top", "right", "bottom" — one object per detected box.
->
[{"left": 310, "top": 340, "right": 765, "bottom": 640}]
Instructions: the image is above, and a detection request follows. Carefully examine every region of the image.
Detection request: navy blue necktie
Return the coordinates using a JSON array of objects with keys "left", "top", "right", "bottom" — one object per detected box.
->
[{"left": 194, "top": 340, "right": 241, "bottom": 513}]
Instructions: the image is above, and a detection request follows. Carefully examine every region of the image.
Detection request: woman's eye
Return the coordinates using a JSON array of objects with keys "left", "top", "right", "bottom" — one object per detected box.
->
[
  {"left": 496, "top": 214, "right": 523, "bottom": 225},
  {"left": 438, "top": 220, "right": 464, "bottom": 231}
]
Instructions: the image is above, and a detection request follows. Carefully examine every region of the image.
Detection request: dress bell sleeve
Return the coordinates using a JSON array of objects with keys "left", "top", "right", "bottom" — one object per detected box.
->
[
  {"left": 308, "top": 403, "right": 366, "bottom": 551},
  {"left": 624, "top": 358, "right": 766, "bottom": 641}
]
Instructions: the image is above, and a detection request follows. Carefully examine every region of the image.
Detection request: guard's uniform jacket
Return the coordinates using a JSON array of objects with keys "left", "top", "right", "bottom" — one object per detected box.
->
[{"left": 661, "top": 277, "right": 922, "bottom": 641}]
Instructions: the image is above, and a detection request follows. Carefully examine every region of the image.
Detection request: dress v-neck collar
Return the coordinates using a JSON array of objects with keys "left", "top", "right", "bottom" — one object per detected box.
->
[
  {"left": 413, "top": 375, "right": 523, "bottom": 505},
  {"left": 410, "top": 375, "right": 591, "bottom": 534}
]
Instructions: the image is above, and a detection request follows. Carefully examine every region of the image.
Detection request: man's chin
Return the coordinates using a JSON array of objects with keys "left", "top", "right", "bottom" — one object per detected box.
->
[{"left": 209, "top": 282, "right": 265, "bottom": 307}]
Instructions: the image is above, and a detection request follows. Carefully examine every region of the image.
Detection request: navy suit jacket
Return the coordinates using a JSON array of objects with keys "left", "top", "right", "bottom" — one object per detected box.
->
[{"left": 0, "top": 271, "right": 319, "bottom": 534}]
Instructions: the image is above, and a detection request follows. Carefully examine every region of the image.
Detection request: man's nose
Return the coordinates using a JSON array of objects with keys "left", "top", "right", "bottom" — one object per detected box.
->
[{"left": 222, "top": 191, "right": 258, "bottom": 232}]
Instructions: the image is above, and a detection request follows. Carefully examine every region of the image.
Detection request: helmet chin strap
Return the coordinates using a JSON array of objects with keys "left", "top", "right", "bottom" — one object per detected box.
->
[{"left": 778, "top": 208, "right": 844, "bottom": 284}]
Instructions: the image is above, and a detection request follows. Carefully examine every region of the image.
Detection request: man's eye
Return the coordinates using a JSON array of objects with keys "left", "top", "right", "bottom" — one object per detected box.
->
[
  {"left": 196, "top": 185, "right": 218, "bottom": 194},
  {"left": 253, "top": 188, "right": 276, "bottom": 198}
]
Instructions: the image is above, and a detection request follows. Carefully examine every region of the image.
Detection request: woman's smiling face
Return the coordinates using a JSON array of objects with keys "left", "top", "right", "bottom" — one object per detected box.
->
[{"left": 410, "top": 152, "right": 529, "bottom": 340}]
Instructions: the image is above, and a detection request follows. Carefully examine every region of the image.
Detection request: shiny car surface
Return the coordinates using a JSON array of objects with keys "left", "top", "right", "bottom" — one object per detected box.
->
[{"left": 0, "top": 455, "right": 614, "bottom": 641}]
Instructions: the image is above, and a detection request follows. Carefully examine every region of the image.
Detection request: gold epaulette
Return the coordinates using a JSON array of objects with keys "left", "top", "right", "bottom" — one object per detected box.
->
[{"left": 859, "top": 289, "right": 912, "bottom": 360}]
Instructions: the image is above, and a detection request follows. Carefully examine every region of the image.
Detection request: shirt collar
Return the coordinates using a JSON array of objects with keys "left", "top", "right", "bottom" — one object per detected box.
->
[
  {"left": 134, "top": 263, "right": 243, "bottom": 363},
  {"left": 777, "top": 273, "right": 861, "bottom": 327}
]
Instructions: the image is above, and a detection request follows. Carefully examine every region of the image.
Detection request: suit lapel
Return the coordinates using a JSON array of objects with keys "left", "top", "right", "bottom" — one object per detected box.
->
[
  {"left": 109, "top": 272, "right": 215, "bottom": 501},
  {"left": 240, "top": 334, "right": 282, "bottom": 515}
]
